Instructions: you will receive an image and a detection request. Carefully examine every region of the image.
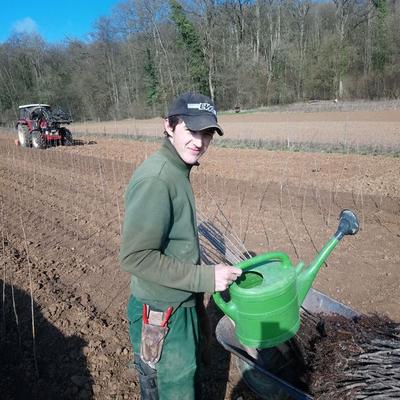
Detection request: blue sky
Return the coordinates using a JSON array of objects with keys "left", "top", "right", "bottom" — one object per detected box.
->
[{"left": 1, "top": 0, "right": 121, "bottom": 43}]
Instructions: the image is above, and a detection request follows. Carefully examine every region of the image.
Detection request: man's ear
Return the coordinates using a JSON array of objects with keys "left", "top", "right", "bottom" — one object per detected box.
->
[{"left": 164, "top": 118, "right": 174, "bottom": 139}]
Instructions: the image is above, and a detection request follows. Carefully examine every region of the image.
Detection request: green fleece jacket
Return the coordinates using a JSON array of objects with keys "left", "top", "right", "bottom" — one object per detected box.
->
[{"left": 119, "top": 138, "right": 215, "bottom": 309}]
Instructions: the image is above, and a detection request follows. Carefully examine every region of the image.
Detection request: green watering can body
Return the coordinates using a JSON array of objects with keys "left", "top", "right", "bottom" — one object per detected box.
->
[{"left": 213, "top": 210, "right": 359, "bottom": 349}]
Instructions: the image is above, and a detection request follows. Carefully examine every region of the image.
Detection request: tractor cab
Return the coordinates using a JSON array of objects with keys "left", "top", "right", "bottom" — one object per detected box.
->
[
  {"left": 16, "top": 104, "right": 73, "bottom": 149},
  {"left": 18, "top": 104, "right": 51, "bottom": 120}
]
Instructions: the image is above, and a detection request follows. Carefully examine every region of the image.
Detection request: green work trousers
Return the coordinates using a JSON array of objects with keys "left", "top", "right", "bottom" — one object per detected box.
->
[{"left": 127, "top": 295, "right": 200, "bottom": 400}]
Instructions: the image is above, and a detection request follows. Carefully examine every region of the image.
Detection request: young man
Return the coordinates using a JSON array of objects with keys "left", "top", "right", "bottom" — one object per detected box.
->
[{"left": 119, "top": 92, "right": 242, "bottom": 400}]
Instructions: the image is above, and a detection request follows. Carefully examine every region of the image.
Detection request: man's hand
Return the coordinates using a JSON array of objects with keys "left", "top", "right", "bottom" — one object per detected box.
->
[{"left": 214, "top": 264, "right": 242, "bottom": 291}]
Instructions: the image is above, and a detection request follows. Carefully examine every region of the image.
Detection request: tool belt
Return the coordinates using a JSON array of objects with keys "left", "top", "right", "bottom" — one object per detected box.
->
[{"left": 140, "top": 304, "right": 173, "bottom": 369}]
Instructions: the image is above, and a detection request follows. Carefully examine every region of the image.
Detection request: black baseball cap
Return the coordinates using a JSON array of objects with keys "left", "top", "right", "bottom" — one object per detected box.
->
[{"left": 166, "top": 92, "right": 224, "bottom": 136}]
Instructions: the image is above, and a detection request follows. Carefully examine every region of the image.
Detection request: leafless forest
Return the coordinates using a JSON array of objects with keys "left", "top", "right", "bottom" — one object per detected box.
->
[{"left": 1, "top": 0, "right": 400, "bottom": 125}]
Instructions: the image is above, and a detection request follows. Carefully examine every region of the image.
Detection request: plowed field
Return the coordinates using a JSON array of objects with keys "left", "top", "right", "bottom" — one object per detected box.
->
[{"left": 1, "top": 107, "right": 400, "bottom": 400}]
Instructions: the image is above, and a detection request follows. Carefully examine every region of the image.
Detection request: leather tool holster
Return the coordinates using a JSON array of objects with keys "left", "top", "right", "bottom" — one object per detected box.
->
[{"left": 140, "top": 305, "right": 172, "bottom": 369}]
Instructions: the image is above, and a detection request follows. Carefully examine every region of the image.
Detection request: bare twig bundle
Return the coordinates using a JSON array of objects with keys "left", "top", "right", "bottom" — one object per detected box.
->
[
  {"left": 298, "top": 313, "right": 400, "bottom": 400},
  {"left": 197, "top": 211, "right": 250, "bottom": 265},
  {"left": 197, "top": 190, "right": 252, "bottom": 266}
]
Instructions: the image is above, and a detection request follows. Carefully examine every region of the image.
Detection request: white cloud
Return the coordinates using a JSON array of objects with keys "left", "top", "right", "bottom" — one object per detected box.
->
[{"left": 12, "top": 17, "right": 38, "bottom": 34}]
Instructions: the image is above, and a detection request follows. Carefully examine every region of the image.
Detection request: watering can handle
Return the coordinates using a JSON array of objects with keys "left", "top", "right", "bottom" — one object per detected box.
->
[
  {"left": 235, "top": 251, "right": 291, "bottom": 271},
  {"left": 212, "top": 252, "right": 291, "bottom": 319}
]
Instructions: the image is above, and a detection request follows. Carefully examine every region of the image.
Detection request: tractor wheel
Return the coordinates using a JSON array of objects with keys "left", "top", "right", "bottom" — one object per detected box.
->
[
  {"left": 31, "top": 130, "right": 46, "bottom": 149},
  {"left": 17, "top": 124, "right": 31, "bottom": 147},
  {"left": 61, "top": 128, "right": 73, "bottom": 146}
]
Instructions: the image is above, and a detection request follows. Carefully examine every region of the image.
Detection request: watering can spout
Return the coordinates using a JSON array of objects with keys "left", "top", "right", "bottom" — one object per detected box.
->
[{"left": 298, "top": 209, "right": 359, "bottom": 305}]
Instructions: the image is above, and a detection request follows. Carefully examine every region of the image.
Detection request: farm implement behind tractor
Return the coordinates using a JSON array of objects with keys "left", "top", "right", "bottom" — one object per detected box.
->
[{"left": 16, "top": 104, "right": 73, "bottom": 149}]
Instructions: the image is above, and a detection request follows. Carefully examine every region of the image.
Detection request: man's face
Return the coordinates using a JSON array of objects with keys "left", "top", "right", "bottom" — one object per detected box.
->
[{"left": 164, "top": 119, "right": 214, "bottom": 165}]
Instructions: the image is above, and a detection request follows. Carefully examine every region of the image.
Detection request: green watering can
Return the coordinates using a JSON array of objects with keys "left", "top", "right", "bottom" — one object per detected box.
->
[{"left": 213, "top": 209, "right": 359, "bottom": 349}]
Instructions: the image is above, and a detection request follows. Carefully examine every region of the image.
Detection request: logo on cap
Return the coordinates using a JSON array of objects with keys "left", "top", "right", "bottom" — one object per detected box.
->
[{"left": 187, "top": 103, "right": 216, "bottom": 115}]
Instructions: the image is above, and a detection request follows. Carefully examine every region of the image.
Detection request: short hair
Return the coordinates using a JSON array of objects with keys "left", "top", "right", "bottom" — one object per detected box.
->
[
  {"left": 164, "top": 115, "right": 182, "bottom": 136},
  {"left": 168, "top": 115, "right": 182, "bottom": 131}
]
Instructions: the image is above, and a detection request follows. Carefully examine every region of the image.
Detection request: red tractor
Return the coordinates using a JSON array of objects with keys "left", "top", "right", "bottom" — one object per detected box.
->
[{"left": 16, "top": 104, "right": 73, "bottom": 148}]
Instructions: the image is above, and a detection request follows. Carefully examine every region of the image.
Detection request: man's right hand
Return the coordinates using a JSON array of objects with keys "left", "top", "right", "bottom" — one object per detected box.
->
[{"left": 214, "top": 264, "right": 242, "bottom": 292}]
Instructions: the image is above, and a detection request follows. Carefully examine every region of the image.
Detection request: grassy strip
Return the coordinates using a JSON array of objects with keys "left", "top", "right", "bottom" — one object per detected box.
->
[
  {"left": 214, "top": 137, "right": 400, "bottom": 157},
  {"left": 220, "top": 99, "right": 400, "bottom": 115}
]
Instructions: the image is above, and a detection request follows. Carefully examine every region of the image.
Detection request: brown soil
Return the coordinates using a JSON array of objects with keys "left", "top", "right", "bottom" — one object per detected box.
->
[
  {"left": 71, "top": 108, "right": 400, "bottom": 148},
  {"left": 1, "top": 109, "right": 400, "bottom": 400}
]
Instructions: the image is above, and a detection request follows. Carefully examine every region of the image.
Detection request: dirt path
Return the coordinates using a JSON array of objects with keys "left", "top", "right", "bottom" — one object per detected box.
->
[{"left": 1, "top": 131, "right": 399, "bottom": 399}]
